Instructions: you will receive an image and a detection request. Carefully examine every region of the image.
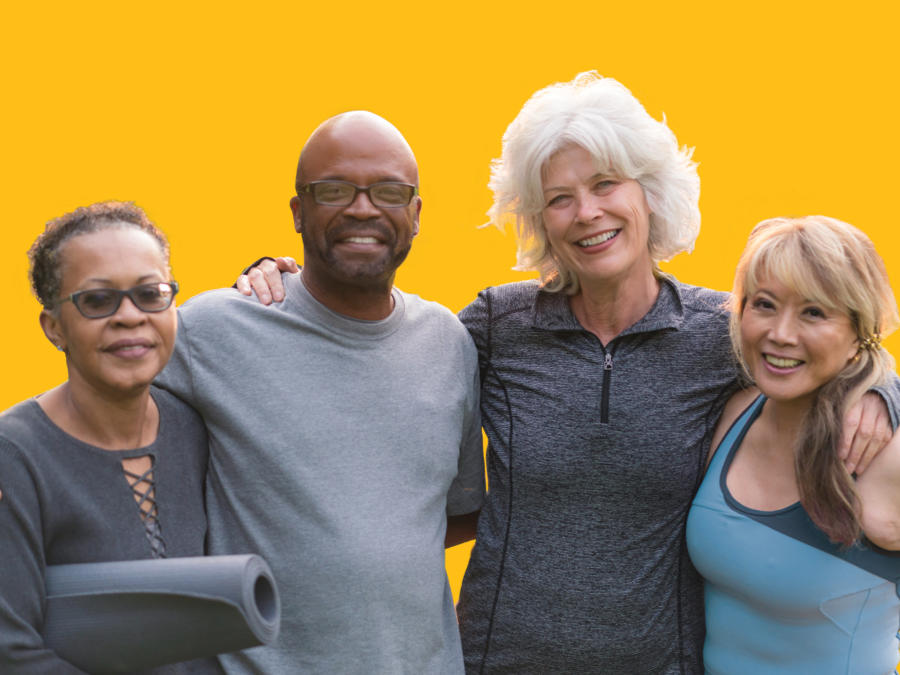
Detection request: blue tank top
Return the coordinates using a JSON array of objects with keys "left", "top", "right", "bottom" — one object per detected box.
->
[{"left": 686, "top": 395, "right": 900, "bottom": 673}]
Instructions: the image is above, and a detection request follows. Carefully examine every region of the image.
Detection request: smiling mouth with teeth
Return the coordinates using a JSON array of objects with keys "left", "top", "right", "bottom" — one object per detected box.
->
[
  {"left": 764, "top": 354, "right": 803, "bottom": 368},
  {"left": 343, "top": 236, "right": 380, "bottom": 244},
  {"left": 577, "top": 230, "right": 619, "bottom": 247}
]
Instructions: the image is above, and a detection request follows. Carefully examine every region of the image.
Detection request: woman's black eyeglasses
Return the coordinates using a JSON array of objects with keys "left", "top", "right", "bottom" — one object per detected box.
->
[{"left": 58, "top": 281, "right": 179, "bottom": 319}]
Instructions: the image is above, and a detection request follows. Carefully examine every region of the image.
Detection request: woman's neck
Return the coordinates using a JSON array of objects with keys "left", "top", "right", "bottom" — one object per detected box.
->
[
  {"left": 571, "top": 271, "right": 661, "bottom": 345},
  {"left": 755, "top": 396, "right": 812, "bottom": 459},
  {"left": 38, "top": 381, "right": 158, "bottom": 450}
]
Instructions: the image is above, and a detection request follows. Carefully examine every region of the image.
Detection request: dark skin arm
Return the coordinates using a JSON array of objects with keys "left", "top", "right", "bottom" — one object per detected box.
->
[{"left": 446, "top": 510, "right": 480, "bottom": 548}]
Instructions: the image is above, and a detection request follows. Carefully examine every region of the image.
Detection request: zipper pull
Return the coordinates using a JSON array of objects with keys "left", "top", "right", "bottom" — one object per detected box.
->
[{"left": 604, "top": 353, "right": 613, "bottom": 370}]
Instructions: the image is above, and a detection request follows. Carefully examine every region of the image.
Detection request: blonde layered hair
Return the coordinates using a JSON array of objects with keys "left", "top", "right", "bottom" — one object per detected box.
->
[
  {"left": 730, "top": 215, "right": 899, "bottom": 545},
  {"left": 487, "top": 72, "right": 700, "bottom": 294}
]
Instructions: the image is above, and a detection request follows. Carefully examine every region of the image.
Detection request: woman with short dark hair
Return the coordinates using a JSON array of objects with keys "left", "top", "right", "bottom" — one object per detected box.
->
[{"left": 0, "top": 201, "right": 221, "bottom": 673}]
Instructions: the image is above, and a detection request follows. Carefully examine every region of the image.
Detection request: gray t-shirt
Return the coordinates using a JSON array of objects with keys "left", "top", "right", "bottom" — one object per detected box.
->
[{"left": 157, "top": 273, "right": 483, "bottom": 674}]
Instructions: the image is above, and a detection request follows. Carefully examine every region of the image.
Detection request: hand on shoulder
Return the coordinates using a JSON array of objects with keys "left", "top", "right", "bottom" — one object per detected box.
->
[{"left": 856, "top": 430, "right": 900, "bottom": 550}]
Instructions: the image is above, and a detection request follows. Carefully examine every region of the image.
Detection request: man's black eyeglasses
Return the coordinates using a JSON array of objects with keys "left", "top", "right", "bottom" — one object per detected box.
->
[
  {"left": 59, "top": 281, "right": 179, "bottom": 319},
  {"left": 297, "top": 181, "right": 418, "bottom": 208}
]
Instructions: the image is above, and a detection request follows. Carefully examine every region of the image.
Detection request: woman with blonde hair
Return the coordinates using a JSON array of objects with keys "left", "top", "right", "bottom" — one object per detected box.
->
[{"left": 687, "top": 215, "right": 900, "bottom": 672}]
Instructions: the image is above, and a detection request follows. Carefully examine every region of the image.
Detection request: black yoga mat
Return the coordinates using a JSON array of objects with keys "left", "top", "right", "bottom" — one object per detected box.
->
[{"left": 43, "top": 554, "right": 280, "bottom": 673}]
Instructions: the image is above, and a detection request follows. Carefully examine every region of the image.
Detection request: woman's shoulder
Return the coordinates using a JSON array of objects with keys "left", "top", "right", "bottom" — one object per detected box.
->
[
  {"left": 150, "top": 384, "right": 194, "bottom": 411},
  {"left": 151, "top": 386, "right": 206, "bottom": 436},
  {"left": 458, "top": 280, "right": 542, "bottom": 331},
  {"left": 468, "top": 280, "right": 541, "bottom": 308},
  {"left": 0, "top": 398, "right": 67, "bottom": 485},
  {"left": 664, "top": 276, "right": 729, "bottom": 303},
  {"left": 0, "top": 398, "right": 49, "bottom": 450},
  {"left": 662, "top": 276, "right": 731, "bottom": 322},
  {"left": 708, "top": 386, "right": 761, "bottom": 462}
]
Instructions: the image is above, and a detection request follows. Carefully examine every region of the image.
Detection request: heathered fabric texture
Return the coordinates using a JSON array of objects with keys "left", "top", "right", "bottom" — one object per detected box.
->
[
  {"left": 456, "top": 277, "right": 738, "bottom": 675},
  {"left": 688, "top": 395, "right": 900, "bottom": 674},
  {"left": 0, "top": 387, "right": 219, "bottom": 674},
  {"left": 157, "top": 272, "right": 484, "bottom": 674}
]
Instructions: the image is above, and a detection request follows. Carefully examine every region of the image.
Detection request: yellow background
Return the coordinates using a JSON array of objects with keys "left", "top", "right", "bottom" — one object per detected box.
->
[{"left": 3, "top": 1, "right": 899, "bottom": 601}]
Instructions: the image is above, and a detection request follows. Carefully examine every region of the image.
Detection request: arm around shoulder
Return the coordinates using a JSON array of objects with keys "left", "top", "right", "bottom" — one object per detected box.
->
[{"left": 857, "top": 431, "right": 900, "bottom": 550}]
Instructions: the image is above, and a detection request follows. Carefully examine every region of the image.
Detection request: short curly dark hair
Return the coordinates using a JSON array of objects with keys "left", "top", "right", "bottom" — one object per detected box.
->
[{"left": 28, "top": 201, "right": 170, "bottom": 309}]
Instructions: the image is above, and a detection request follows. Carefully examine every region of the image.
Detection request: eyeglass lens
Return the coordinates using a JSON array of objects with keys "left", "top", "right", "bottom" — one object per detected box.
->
[
  {"left": 311, "top": 182, "right": 414, "bottom": 207},
  {"left": 74, "top": 283, "right": 176, "bottom": 317}
]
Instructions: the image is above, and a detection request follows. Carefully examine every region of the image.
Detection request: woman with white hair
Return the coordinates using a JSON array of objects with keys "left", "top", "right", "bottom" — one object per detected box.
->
[
  {"left": 687, "top": 216, "right": 900, "bottom": 673},
  {"left": 453, "top": 72, "right": 730, "bottom": 674}
]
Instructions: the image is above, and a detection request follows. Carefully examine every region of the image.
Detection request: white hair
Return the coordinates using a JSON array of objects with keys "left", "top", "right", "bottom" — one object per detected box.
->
[{"left": 488, "top": 72, "right": 701, "bottom": 293}]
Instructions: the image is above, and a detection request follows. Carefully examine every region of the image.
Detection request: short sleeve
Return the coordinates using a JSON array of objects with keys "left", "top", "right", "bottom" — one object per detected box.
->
[
  {"left": 872, "top": 373, "right": 900, "bottom": 431},
  {"left": 458, "top": 288, "right": 492, "bottom": 382},
  {"left": 445, "top": 335, "right": 484, "bottom": 516}
]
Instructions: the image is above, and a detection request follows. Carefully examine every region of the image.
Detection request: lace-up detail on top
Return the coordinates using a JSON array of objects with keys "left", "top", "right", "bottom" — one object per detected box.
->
[{"left": 122, "top": 456, "right": 167, "bottom": 558}]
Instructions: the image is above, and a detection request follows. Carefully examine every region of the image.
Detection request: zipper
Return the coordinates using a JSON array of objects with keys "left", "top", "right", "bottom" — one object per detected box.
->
[{"left": 601, "top": 348, "right": 615, "bottom": 423}]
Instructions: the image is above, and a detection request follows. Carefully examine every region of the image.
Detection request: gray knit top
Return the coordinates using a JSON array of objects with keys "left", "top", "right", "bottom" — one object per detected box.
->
[{"left": 457, "top": 277, "right": 738, "bottom": 674}]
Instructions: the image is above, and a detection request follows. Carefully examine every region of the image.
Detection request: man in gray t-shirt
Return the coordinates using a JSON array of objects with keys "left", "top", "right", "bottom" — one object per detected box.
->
[{"left": 157, "top": 112, "right": 484, "bottom": 674}]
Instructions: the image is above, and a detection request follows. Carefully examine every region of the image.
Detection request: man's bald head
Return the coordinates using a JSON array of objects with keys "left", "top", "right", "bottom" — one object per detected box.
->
[{"left": 296, "top": 111, "right": 418, "bottom": 190}]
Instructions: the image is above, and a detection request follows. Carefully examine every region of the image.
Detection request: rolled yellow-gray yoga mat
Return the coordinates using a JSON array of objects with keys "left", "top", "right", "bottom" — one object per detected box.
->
[{"left": 43, "top": 554, "right": 280, "bottom": 673}]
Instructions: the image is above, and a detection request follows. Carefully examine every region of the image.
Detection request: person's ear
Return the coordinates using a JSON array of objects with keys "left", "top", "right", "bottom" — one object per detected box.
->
[
  {"left": 40, "top": 309, "right": 66, "bottom": 352},
  {"left": 412, "top": 196, "right": 422, "bottom": 237},
  {"left": 290, "top": 196, "right": 303, "bottom": 234}
]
